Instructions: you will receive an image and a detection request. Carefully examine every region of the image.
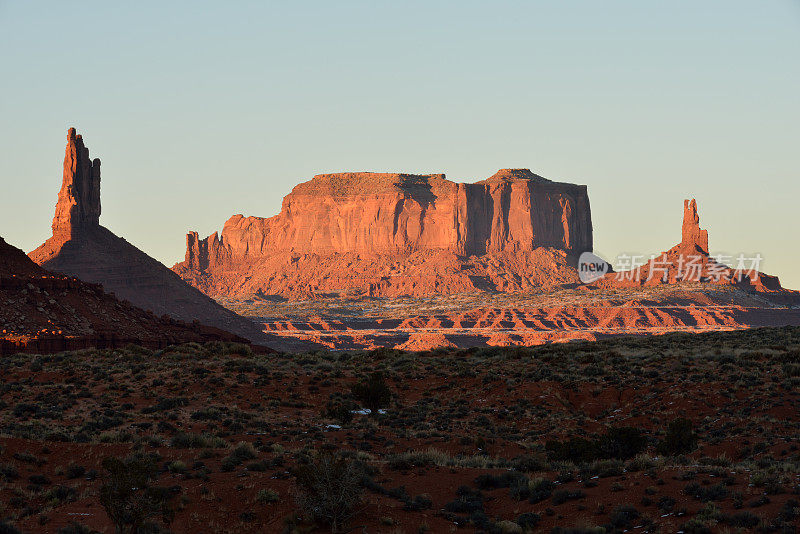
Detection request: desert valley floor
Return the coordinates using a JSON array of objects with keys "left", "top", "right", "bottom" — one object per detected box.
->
[
  {"left": 226, "top": 284, "right": 800, "bottom": 351},
  {"left": 1, "top": 327, "right": 799, "bottom": 533}
]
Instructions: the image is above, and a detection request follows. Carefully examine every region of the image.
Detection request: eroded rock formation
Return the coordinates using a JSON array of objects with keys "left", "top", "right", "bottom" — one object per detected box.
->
[
  {"left": 52, "top": 128, "right": 101, "bottom": 239},
  {"left": 681, "top": 198, "right": 708, "bottom": 254},
  {"left": 174, "top": 169, "right": 593, "bottom": 298},
  {"left": 597, "top": 199, "right": 783, "bottom": 292},
  {"left": 28, "top": 128, "right": 285, "bottom": 348}
]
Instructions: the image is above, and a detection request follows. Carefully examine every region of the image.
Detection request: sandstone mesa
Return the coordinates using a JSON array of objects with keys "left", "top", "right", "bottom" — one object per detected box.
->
[{"left": 174, "top": 169, "right": 593, "bottom": 298}]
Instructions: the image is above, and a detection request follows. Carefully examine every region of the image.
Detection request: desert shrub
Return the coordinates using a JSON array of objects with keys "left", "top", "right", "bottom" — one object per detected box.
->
[
  {"left": 246, "top": 459, "right": 274, "bottom": 472},
  {"left": 141, "top": 397, "right": 187, "bottom": 414},
  {"left": 444, "top": 486, "right": 484, "bottom": 514},
  {"left": 627, "top": 454, "right": 659, "bottom": 472},
  {"left": 609, "top": 505, "right": 639, "bottom": 529},
  {"left": 475, "top": 471, "right": 526, "bottom": 491},
  {"left": 238, "top": 510, "right": 256, "bottom": 522},
  {"left": 57, "top": 523, "right": 98, "bottom": 534},
  {"left": 679, "top": 519, "right": 712, "bottom": 534},
  {"left": 13, "top": 402, "right": 41, "bottom": 418},
  {"left": 403, "top": 493, "right": 432, "bottom": 512},
  {"left": 495, "top": 520, "right": 522, "bottom": 533},
  {"left": 724, "top": 510, "right": 761, "bottom": 527},
  {"left": 0, "top": 522, "right": 22, "bottom": 534},
  {"left": 552, "top": 489, "right": 585, "bottom": 505},
  {"left": 546, "top": 437, "right": 597, "bottom": 463},
  {"left": 597, "top": 427, "right": 647, "bottom": 460},
  {"left": 29, "top": 473, "right": 51, "bottom": 485},
  {"left": 777, "top": 499, "right": 799, "bottom": 520},
  {"left": 546, "top": 427, "right": 646, "bottom": 464},
  {"left": 684, "top": 482, "right": 728, "bottom": 502},
  {"left": 98, "top": 454, "right": 175, "bottom": 534},
  {"left": 44, "top": 485, "right": 78, "bottom": 505},
  {"left": 657, "top": 418, "right": 697, "bottom": 455},
  {"left": 695, "top": 502, "right": 721, "bottom": 522},
  {"left": 551, "top": 527, "right": 605, "bottom": 534},
  {"left": 0, "top": 463, "right": 19, "bottom": 481},
  {"left": 169, "top": 432, "right": 226, "bottom": 449},
  {"left": 293, "top": 453, "right": 364, "bottom": 533},
  {"left": 515, "top": 512, "right": 540, "bottom": 529},
  {"left": 65, "top": 464, "right": 86, "bottom": 479},
  {"left": 510, "top": 453, "right": 549, "bottom": 473},
  {"left": 350, "top": 371, "right": 391, "bottom": 414},
  {"left": 748, "top": 494, "right": 770, "bottom": 507},
  {"left": 582, "top": 459, "right": 624, "bottom": 479},
  {"left": 190, "top": 407, "right": 222, "bottom": 421},
  {"left": 255, "top": 489, "right": 279, "bottom": 504},
  {"left": 204, "top": 341, "right": 253, "bottom": 357},
  {"left": 386, "top": 448, "right": 451, "bottom": 470},
  {"left": 657, "top": 495, "right": 676, "bottom": 512},
  {"left": 221, "top": 442, "right": 258, "bottom": 471},
  {"left": 526, "top": 478, "right": 555, "bottom": 504},
  {"left": 166, "top": 461, "right": 187, "bottom": 474},
  {"left": 324, "top": 399, "right": 354, "bottom": 424}
]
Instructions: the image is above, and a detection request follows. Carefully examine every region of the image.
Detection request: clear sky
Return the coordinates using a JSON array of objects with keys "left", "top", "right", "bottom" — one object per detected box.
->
[{"left": 1, "top": 1, "right": 798, "bottom": 288}]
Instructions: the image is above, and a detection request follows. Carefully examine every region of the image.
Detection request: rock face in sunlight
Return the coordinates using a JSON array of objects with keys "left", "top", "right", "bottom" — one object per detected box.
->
[
  {"left": 51, "top": 128, "right": 101, "bottom": 239},
  {"left": 681, "top": 198, "right": 709, "bottom": 254},
  {"left": 28, "top": 128, "right": 282, "bottom": 347},
  {"left": 174, "top": 169, "right": 594, "bottom": 298}
]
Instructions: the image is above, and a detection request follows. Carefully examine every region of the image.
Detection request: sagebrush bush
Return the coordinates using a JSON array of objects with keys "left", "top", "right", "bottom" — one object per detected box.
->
[
  {"left": 350, "top": 371, "right": 391, "bottom": 415},
  {"left": 98, "top": 454, "right": 175, "bottom": 534},
  {"left": 293, "top": 453, "right": 364, "bottom": 533},
  {"left": 658, "top": 418, "right": 697, "bottom": 455}
]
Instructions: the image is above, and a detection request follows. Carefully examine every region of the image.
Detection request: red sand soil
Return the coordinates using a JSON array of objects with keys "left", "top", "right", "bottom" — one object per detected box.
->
[{"left": 1, "top": 328, "right": 798, "bottom": 532}]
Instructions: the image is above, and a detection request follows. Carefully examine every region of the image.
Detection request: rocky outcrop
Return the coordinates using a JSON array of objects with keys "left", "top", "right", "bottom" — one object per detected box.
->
[
  {"left": 28, "top": 128, "right": 287, "bottom": 348},
  {"left": 681, "top": 199, "right": 708, "bottom": 254},
  {"left": 598, "top": 199, "right": 784, "bottom": 292},
  {"left": 2, "top": 235, "right": 247, "bottom": 355},
  {"left": 174, "top": 169, "right": 593, "bottom": 298},
  {"left": 52, "top": 128, "right": 101, "bottom": 238}
]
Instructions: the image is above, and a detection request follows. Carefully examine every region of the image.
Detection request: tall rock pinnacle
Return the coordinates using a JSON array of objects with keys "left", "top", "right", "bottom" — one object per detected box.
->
[
  {"left": 52, "top": 128, "right": 101, "bottom": 240},
  {"left": 681, "top": 198, "right": 709, "bottom": 254}
]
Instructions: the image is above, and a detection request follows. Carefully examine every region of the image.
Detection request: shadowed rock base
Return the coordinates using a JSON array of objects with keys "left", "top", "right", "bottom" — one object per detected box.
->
[{"left": 1, "top": 236, "right": 249, "bottom": 355}]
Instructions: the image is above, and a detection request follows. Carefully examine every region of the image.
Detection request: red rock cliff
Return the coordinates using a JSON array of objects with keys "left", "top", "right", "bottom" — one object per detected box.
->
[
  {"left": 52, "top": 128, "right": 101, "bottom": 240},
  {"left": 175, "top": 169, "right": 592, "bottom": 298},
  {"left": 681, "top": 198, "right": 709, "bottom": 254},
  {"left": 188, "top": 169, "right": 590, "bottom": 261}
]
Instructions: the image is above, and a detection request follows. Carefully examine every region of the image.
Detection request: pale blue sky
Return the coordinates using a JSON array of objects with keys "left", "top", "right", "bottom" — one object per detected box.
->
[{"left": 1, "top": 1, "right": 798, "bottom": 287}]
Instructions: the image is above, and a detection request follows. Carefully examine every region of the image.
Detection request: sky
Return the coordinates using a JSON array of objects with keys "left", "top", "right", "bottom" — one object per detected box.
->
[{"left": 1, "top": 1, "right": 798, "bottom": 287}]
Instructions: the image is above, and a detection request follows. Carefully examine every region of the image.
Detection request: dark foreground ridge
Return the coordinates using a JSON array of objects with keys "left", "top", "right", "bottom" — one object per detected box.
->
[{"left": 0, "top": 235, "right": 247, "bottom": 355}]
